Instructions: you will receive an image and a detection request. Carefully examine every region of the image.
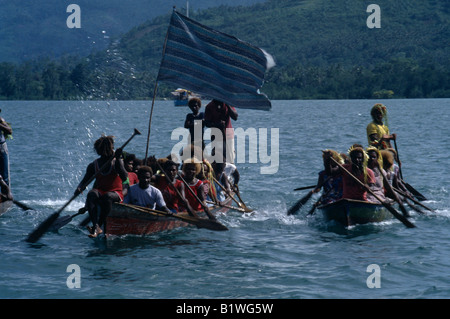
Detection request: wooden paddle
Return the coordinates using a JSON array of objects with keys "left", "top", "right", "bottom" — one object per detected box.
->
[
  {"left": 154, "top": 160, "right": 198, "bottom": 218},
  {"left": 402, "top": 179, "right": 427, "bottom": 202},
  {"left": 293, "top": 185, "right": 316, "bottom": 191},
  {"left": 287, "top": 190, "right": 314, "bottom": 216},
  {"left": 205, "top": 200, "right": 247, "bottom": 213},
  {"left": 12, "top": 199, "right": 34, "bottom": 211},
  {"left": 393, "top": 186, "right": 434, "bottom": 213},
  {"left": 307, "top": 187, "right": 334, "bottom": 216},
  {"left": 26, "top": 128, "right": 141, "bottom": 243},
  {"left": 393, "top": 139, "right": 427, "bottom": 201},
  {"left": 119, "top": 203, "right": 228, "bottom": 231},
  {"left": 330, "top": 157, "right": 416, "bottom": 228},
  {"left": 404, "top": 199, "right": 426, "bottom": 215},
  {"left": 177, "top": 173, "right": 216, "bottom": 221},
  {"left": 287, "top": 176, "right": 331, "bottom": 216},
  {"left": 0, "top": 193, "right": 33, "bottom": 211},
  {"left": 49, "top": 207, "right": 87, "bottom": 231},
  {"left": 213, "top": 176, "right": 252, "bottom": 212},
  {"left": 233, "top": 184, "right": 252, "bottom": 212},
  {"left": 378, "top": 164, "right": 410, "bottom": 218}
]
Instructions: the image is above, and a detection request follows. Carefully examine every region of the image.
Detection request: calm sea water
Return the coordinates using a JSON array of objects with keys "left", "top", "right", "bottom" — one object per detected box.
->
[{"left": 0, "top": 99, "right": 448, "bottom": 300}]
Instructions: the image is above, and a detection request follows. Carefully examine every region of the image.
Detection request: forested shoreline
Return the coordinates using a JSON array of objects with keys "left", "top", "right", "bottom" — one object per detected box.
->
[
  {"left": 1, "top": 0, "right": 448, "bottom": 101},
  {"left": 1, "top": 57, "right": 448, "bottom": 100}
]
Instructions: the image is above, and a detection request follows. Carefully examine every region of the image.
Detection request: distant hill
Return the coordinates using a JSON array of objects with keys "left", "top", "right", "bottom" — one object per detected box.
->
[
  {"left": 115, "top": 0, "right": 449, "bottom": 69},
  {"left": 1, "top": 0, "right": 448, "bottom": 100},
  {"left": 0, "top": 0, "right": 265, "bottom": 62},
  {"left": 91, "top": 0, "right": 450, "bottom": 99}
]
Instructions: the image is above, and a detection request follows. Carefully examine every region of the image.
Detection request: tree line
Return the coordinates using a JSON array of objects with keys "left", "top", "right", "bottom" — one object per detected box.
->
[{"left": 1, "top": 56, "right": 448, "bottom": 101}]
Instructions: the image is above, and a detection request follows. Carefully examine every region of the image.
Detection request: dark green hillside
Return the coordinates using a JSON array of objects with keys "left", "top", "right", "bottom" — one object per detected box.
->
[
  {"left": 117, "top": 0, "right": 448, "bottom": 68},
  {"left": 1, "top": 0, "right": 448, "bottom": 100}
]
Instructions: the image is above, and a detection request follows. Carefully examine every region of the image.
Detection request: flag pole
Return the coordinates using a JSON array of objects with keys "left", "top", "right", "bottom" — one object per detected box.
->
[{"left": 144, "top": 8, "right": 174, "bottom": 161}]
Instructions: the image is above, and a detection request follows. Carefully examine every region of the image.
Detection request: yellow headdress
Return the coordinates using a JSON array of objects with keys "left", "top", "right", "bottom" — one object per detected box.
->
[
  {"left": 366, "top": 146, "right": 384, "bottom": 169},
  {"left": 370, "top": 103, "right": 389, "bottom": 128},
  {"left": 347, "top": 145, "right": 369, "bottom": 183},
  {"left": 322, "top": 149, "right": 344, "bottom": 164},
  {"left": 182, "top": 158, "right": 202, "bottom": 175},
  {"left": 380, "top": 150, "right": 394, "bottom": 171}
]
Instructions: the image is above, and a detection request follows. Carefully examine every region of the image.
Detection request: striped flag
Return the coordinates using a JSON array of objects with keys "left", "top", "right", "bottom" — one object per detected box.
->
[{"left": 157, "top": 10, "right": 275, "bottom": 110}]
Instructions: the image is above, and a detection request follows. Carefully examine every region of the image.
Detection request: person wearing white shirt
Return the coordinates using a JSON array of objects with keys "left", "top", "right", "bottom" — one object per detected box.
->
[{"left": 124, "top": 166, "right": 172, "bottom": 213}]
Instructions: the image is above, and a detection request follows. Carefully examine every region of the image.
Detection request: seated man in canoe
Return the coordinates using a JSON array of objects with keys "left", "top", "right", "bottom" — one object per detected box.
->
[
  {"left": 123, "top": 166, "right": 172, "bottom": 214},
  {"left": 314, "top": 149, "right": 343, "bottom": 205},
  {"left": 366, "top": 146, "right": 390, "bottom": 204},
  {"left": 153, "top": 159, "right": 192, "bottom": 214},
  {"left": 323, "top": 146, "right": 376, "bottom": 202},
  {"left": 179, "top": 158, "right": 215, "bottom": 219}
]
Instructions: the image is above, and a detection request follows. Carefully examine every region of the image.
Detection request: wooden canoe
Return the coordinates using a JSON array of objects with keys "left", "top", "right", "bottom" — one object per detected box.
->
[
  {"left": 105, "top": 196, "right": 232, "bottom": 237},
  {"left": 318, "top": 198, "right": 393, "bottom": 227}
]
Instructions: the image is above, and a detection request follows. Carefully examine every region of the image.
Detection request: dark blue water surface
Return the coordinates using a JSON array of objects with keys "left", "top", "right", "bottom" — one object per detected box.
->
[{"left": 0, "top": 99, "right": 448, "bottom": 299}]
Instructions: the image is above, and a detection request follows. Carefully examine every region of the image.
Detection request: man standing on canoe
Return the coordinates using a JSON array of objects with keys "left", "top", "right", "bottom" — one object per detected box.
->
[
  {"left": 366, "top": 103, "right": 397, "bottom": 150},
  {"left": 204, "top": 99, "right": 238, "bottom": 163},
  {"left": 75, "top": 135, "right": 128, "bottom": 238}
]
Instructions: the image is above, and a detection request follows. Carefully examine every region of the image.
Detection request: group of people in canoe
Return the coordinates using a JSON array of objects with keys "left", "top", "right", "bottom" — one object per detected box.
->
[
  {"left": 75, "top": 97, "right": 240, "bottom": 238},
  {"left": 313, "top": 103, "right": 412, "bottom": 208}
]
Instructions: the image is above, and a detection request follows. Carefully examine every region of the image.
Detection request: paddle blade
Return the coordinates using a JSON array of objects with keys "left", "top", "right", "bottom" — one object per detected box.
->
[
  {"left": 287, "top": 191, "right": 313, "bottom": 215},
  {"left": 404, "top": 183, "right": 427, "bottom": 201},
  {"left": 48, "top": 215, "right": 73, "bottom": 231},
  {"left": 307, "top": 201, "right": 320, "bottom": 216},
  {"left": 385, "top": 204, "right": 416, "bottom": 228},
  {"left": 26, "top": 212, "right": 61, "bottom": 243}
]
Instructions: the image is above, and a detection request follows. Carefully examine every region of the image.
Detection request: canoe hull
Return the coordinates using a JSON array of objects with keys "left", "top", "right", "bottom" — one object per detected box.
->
[
  {"left": 318, "top": 199, "right": 392, "bottom": 227},
  {"left": 105, "top": 199, "right": 231, "bottom": 237}
]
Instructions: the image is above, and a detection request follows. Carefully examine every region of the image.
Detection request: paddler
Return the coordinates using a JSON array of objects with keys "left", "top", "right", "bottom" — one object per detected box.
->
[
  {"left": 366, "top": 103, "right": 397, "bottom": 150},
  {"left": 324, "top": 146, "right": 376, "bottom": 201},
  {"left": 123, "top": 166, "right": 172, "bottom": 214},
  {"left": 75, "top": 135, "right": 128, "bottom": 238},
  {"left": 180, "top": 158, "right": 211, "bottom": 214},
  {"left": 366, "top": 146, "right": 389, "bottom": 203},
  {"left": 315, "top": 149, "right": 343, "bottom": 205}
]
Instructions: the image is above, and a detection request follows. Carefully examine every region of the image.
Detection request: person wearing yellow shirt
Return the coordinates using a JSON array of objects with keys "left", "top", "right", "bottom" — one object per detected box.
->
[{"left": 366, "top": 103, "right": 396, "bottom": 150}]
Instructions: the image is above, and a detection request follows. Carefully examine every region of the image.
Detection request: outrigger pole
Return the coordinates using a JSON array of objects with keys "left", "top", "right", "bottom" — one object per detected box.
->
[{"left": 144, "top": 8, "right": 173, "bottom": 161}]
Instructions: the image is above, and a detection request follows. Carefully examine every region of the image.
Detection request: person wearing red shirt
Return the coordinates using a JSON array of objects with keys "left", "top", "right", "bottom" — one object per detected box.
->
[
  {"left": 75, "top": 135, "right": 128, "bottom": 238},
  {"left": 204, "top": 99, "right": 238, "bottom": 163},
  {"left": 324, "top": 147, "right": 375, "bottom": 201},
  {"left": 153, "top": 160, "right": 187, "bottom": 213}
]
